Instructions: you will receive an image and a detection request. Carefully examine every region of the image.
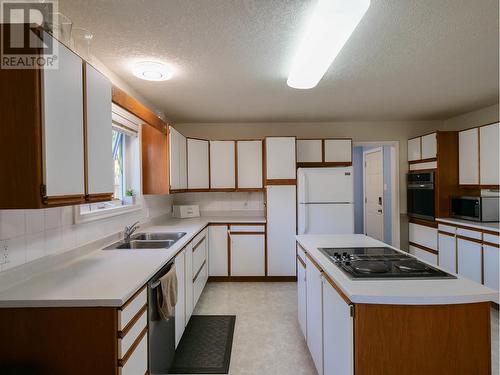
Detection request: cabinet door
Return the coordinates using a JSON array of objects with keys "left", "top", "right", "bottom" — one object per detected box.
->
[
  {"left": 297, "top": 257, "right": 307, "bottom": 340},
  {"left": 305, "top": 256, "right": 323, "bottom": 375},
  {"left": 174, "top": 250, "right": 186, "bottom": 347},
  {"left": 210, "top": 141, "right": 235, "bottom": 189},
  {"left": 85, "top": 63, "right": 113, "bottom": 196},
  {"left": 169, "top": 127, "right": 181, "bottom": 190},
  {"left": 179, "top": 134, "right": 187, "bottom": 189},
  {"left": 479, "top": 123, "right": 500, "bottom": 185},
  {"left": 141, "top": 125, "right": 169, "bottom": 194},
  {"left": 407, "top": 137, "right": 421, "bottom": 162},
  {"left": 457, "top": 238, "right": 482, "bottom": 284},
  {"left": 323, "top": 278, "right": 353, "bottom": 375},
  {"left": 265, "top": 137, "right": 296, "bottom": 180},
  {"left": 230, "top": 234, "right": 265, "bottom": 276},
  {"left": 409, "top": 245, "right": 438, "bottom": 265},
  {"left": 483, "top": 245, "right": 499, "bottom": 296},
  {"left": 187, "top": 138, "right": 209, "bottom": 189},
  {"left": 267, "top": 185, "right": 297, "bottom": 276},
  {"left": 237, "top": 140, "right": 263, "bottom": 188},
  {"left": 324, "top": 139, "right": 352, "bottom": 163},
  {"left": 459, "top": 128, "right": 479, "bottom": 185},
  {"left": 438, "top": 232, "right": 456, "bottom": 273},
  {"left": 421, "top": 133, "right": 437, "bottom": 159},
  {"left": 43, "top": 40, "right": 85, "bottom": 197},
  {"left": 208, "top": 225, "right": 228, "bottom": 276},
  {"left": 297, "top": 139, "right": 322, "bottom": 163},
  {"left": 409, "top": 223, "right": 438, "bottom": 250},
  {"left": 184, "top": 242, "right": 193, "bottom": 325}
]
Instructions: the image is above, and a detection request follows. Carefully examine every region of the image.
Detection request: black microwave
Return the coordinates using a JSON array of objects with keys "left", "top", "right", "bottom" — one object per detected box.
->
[{"left": 451, "top": 196, "right": 499, "bottom": 222}]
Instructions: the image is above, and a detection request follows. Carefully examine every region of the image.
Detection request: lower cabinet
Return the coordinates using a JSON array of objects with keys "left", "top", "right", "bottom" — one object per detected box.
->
[
  {"left": 193, "top": 260, "right": 208, "bottom": 305},
  {"left": 209, "top": 225, "right": 229, "bottom": 276},
  {"left": 175, "top": 249, "right": 186, "bottom": 347},
  {"left": 230, "top": 233, "right": 265, "bottom": 276},
  {"left": 409, "top": 245, "right": 438, "bottom": 265},
  {"left": 305, "top": 255, "right": 323, "bottom": 375},
  {"left": 483, "top": 244, "right": 499, "bottom": 298},
  {"left": 438, "top": 232, "right": 456, "bottom": 273},
  {"left": 119, "top": 334, "right": 148, "bottom": 375},
  {"left": 457, "top": 237, "right": 482, "bottom": 284},
  {"left": 184, "top": 241, "right": 194, "bottom": 323},
  {"left": 297, "top": 255, "right": 307, "bottom": 340}
]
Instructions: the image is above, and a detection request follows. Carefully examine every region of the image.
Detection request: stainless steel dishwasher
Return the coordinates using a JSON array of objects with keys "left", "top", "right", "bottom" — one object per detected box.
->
[{"left": 148, "top": 259, "right": 176, "bottom": 374}]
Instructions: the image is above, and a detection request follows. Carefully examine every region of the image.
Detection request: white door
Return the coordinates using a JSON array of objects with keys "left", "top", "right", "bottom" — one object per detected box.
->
[
  {"left": 43, "top": 38, "right": 85, "bottom": 197},
  {"left": 174, "top": 250, "right": 186, "bottom": 347},
  {"left": 438, "top": 232, "right": 456, "bottom": 273},
  {"left": 297, "top": 139, "right": 322, "bottom": 163},
  {"left": 364, "top": 149, "right": 384, "bottom": 241},
  {"left": 306, "top": 256, "right": 323, "bottom": 375},
  {"left": 210, "top": 141, "right": 235, "bottom": 188},
  {"left": 85, "top": 63, "right": 113, "bottom": 196},
  {"left": 297, "top": 257, "right": 307, "bottom": 340},
  {"left": 267, "top": 185, "right": 297, "bottom": 276},
  {"left": 421, "top": 133, "right": 437, "bottom": 159},
  {"left": 479, "top": 123, "right": 500, "bottom": 185},
  {"left": 297, "top": 167, "right": 353, "bottom": 203},
  {"left": 324, "top": 139, "right": 352, "bottom": 163},
  {"left": 457, "top": 238, "right": 482, "bottom": 284},
  {"left": 230, "top": 234, "right": 265, "bottom": 276},
  {"left": 184, "top": 242, "right": 193, "bottom": 324},
  {"left": 298, "top": 203, "right": 354, "bottom": 235},
  {"left": 187, "top": 138, "right": 209, "bottom": 189},
  {"left": 237, "top": 140, "right": 263, "bottom": 188},
  {"left": 208, "top": 225, "right": 228, "bottom": 276},
  {"left": 323, "top": 278, "right": 353, "bottom": 375},
  {"left": 265, "top": 137, "right": 296, "bottom": 179},
  {"left": 459, "top": 128, "right": 479, "bottom": 185}
]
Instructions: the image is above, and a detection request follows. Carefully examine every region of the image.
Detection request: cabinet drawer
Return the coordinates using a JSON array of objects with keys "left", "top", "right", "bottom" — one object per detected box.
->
[
  {"left": 118, "top": 333, "right": 148, "bottom": 375},
  {"left": 229, "top": 225, "right": 265, "bottom": 232},
  {"left": 484, "top": 233, "right": 499, "bottom": 245},
  {"left": 118, "top": 310, "right": 147, "bottom": 358},
  {"left": 409, "top": 223, "right": 438, "bottom": 250},
  {"left": 456, "top": 227, "right": 482, "bottom": 240},
  {"left": 409, "top": 245, "right": 438, "bottom": 265},
  {"left": 438, "top": 224, "right": 456, "bottom": 235},
  {"left": 192, "top": 236, "right": 207, "bottom": 278},
  {"left": 193, "top": 261, "right": 208, "bottom": 306},
  {"left": 297, "top": 244, "right": 307, "bottom": 264},
  {"left": 119, "top": 287, "right": 147, "bottom": 330}
]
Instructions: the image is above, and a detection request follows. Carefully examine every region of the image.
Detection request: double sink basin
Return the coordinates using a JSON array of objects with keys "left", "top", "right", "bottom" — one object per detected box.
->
[{"left": 103, "top": 232, "right": 186, "bottom": 250}]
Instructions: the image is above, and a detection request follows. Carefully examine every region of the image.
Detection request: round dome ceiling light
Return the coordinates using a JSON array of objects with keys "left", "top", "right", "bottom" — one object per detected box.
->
[{"left": 132, "top": 61, "right": 173, "bottom": 81}]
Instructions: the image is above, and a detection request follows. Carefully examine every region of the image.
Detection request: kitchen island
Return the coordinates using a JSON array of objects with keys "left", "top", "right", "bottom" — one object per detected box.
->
[{"left": 296, "top": 234, "right": 496, "bottom": 375}]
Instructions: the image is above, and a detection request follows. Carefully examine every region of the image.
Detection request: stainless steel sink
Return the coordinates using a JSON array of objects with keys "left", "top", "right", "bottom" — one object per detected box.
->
[
  {"left": 103, "top": 232, "right": 186, "bottom": 250},
  {"left": 131, "top": 232, "right": 186, "bottom": 241}
]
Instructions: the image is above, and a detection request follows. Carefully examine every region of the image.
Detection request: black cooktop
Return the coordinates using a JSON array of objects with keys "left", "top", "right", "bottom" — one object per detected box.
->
[{"left": 318, "top": 247, "right": 456, "bottom": 280}]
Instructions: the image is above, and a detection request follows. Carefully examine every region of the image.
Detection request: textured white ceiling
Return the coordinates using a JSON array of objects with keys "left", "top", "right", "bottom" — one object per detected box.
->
[{"left": 60, "top": 0, "right": 499, "bottom": 122}]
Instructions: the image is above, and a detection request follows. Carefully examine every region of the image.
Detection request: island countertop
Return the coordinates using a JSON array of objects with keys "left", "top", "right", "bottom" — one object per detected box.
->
[{"left": 296, "top": 234, "right": 498, "bottom": 305}]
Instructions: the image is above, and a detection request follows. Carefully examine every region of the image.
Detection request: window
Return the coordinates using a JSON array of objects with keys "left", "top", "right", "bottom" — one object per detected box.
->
[{"left": 112, "top": 128, "right": 125, "bottom": 201}]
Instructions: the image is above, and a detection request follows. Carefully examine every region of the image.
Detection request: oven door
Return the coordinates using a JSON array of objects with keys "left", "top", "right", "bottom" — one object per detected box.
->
[{"left": 407, "top": 185, "right": 435, "bottom": 220}]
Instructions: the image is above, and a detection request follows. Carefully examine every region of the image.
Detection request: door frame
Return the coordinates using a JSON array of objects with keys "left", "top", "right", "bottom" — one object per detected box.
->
[
  {"left": 355, "top": 141, "right": 400, "bottom": 248},
  {"left": 362, "top": 147, "right": 384, "bottom": 241}
]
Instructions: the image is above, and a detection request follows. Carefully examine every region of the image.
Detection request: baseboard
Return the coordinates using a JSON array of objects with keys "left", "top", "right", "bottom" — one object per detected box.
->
[{"left": 208, "top": 276, "right": 297, "bottom": 282}]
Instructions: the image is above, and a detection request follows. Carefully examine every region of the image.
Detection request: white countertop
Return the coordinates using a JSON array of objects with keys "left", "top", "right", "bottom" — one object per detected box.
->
[
  {"left": 436, "top": 217, "right": 499, "bottom": 232},
  {"left": 296, "top": 234, "right": 498, "bottom": 305},
  {"left": 0, "top": 216, "right": 265, "bottom": 308}
]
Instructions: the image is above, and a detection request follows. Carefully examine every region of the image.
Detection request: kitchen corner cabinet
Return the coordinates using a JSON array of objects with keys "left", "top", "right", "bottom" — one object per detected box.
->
[
  {"left": 187, "top": 138, "right": 210, "bottom": 189},
  {"left": 208, "top": 225, "right": 229, "bottom": 276},
  {"left": 0, "top": 31, "right": 114, "bottom": 208},
  {"left": 141, "top": 124, "right": 169, "bottom": 195},
  {"left": 237, "top": 140, "right": 263, "bottom": 189},
  {"left": 210, "top": 141, "right": 236, "bottom": 189},
  {"left": 169, "top": 127, "right": 187, "bottom": 191},
  {"left": 265, "top": 137, "right": 296, "bottom": 180},
  {"left": 230, "top": 233, "right": 265, "bottom": 276}
]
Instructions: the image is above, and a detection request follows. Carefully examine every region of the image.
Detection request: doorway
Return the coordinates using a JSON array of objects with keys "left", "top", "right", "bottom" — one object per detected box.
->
[{"left": 363, "top": 148, "right": 384, "bottom": 241}]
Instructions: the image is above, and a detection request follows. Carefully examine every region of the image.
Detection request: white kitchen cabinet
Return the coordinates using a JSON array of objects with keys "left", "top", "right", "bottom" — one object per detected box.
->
[
  {"left": 174, "top": 249, "right": 186, "bottom": 347},
  {"left": 483, "top": 245, "right": 499, "bottom": 300},
  {"left": 457, "top": 238, "right": 482, "bottom": 284},
  {"left": 297, "top": 139, "right": 322, "bottom": 163},
  {"left": 323, "top": 278, "right": 353, "bottom": 375},
  {"left": 438, "top": 232, "right": 456, "bottom": 273},
  {"left": 43, "top": 40, "right": 85, "bottom": 197},
  {"left": 119, "top": 334, "right": 148, "bottom": 375},
  {"left": 169, "top": 127, "right": 187, "bottom": 190},
  {"left": 210, "top": 141, "right": 236, "bottom": 189},
  {"left": 297, "top": 256, "right": 307, "bottom": 340},
  {"left": 324, "top": 139, "right": 352, "bottom": 163},
  {"left": 305, "top": 256, "right": 323, "bottom": 375},
  {"left": 230, "top": 234, "right": 265, "bottom": 276},
  {"left": 85, "top": 63, "right": 113, "bottom": 196},
  {"left": 267, "top": 185, "right": 297, "bottom": 276},
  {"left": 407, "top": 137, "right": 421, "bottom": 162},
  {"left": 265, "top": 137, "right": 296, "bottom": 180},
  {"left": 421, "top": 133, "right": 437, "bottom": 159},
  {"left": 187, "top": 138, "right": 209, "bottom": 189},
  {"left": 479, "top": 123, "right": 500, "bottom": 185},
  {"left": 409, "top": 245, "right": 438, "bottom": 265},
  {"left": 184, "top": 242, "right": 193, "bottom": 324},
  {"left": 459, "top": 128, "right": 479, "bottom": 185},
  {"left": 236, "top": 140, "right": 263, "bottom": 188},
  {"left": 409, "top": 223, "right": 438, "bottom": 250},
  {"left": 193, "top": 261, "right": 208, "bottom": 308},
  {"left": 179, "top": 134, "right": 187, "bottom": 189},
  {"left": 208, "top": 225, "right": 228, "bottom": 276}
]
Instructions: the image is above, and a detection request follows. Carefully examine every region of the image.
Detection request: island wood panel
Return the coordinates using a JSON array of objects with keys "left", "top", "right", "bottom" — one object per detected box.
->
[
  {"left": 354, "top": 302, "right": 491, "bottom": 375},
  {"left": 0, "top": 307, "right": 118, "bottom": 375}
]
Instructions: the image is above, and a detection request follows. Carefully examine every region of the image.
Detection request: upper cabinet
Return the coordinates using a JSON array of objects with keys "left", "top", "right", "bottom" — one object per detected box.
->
[
  {"left": 324, "top": 139, "right": 352, "bottom": 163},
  {"left": 296, "top": 138, "right": 352, "bottom": 165},
  {"left": 408, "top": 133, "right": 436, "bottom": 162},
  {"left": 141, "top": 124, "right": 169, "bottom": 195},
  {"left": 458, "top": 124, "right": 499, "bottom": 187},
  {"left": 210, "top": 141, "right": 236, "bottom": 189},
  {"left": 187, "top": 138, "right": 210, "bottom": 189},
  {"left": 169, "top": 127, "right": 187, "bottom": 191},
  {"left": 297, "top": 139, "right": 322, "bottom": 163},
  {"left": 237, "top": 140, "right": 263, "bottom": 189},
  {"left": 0, "top": 32, "right": 114, "bottom": 208},
  {"left": 265, "top": 137, "right": 296, "bottom": 180},
  {"left": 407, "top": 137, "right": 421, "bottom": 162}
]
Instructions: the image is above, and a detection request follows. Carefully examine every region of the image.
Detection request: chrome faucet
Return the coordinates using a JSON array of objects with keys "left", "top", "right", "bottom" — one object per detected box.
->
[{"left": 124, "top": 221, "right": 140, "bottom": 241}]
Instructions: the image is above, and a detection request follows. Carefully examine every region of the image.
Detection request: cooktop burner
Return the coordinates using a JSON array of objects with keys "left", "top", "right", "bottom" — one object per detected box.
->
[{"left": 318, "top": 247, "right": 455, "bottom": 280}]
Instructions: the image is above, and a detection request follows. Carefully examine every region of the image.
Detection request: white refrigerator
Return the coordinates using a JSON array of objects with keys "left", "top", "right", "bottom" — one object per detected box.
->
[{"left": 297, "top": 167, "right": 354, "bottom": 235}]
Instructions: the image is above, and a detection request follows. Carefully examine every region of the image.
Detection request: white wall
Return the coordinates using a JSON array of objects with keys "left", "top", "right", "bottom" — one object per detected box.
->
[{"left": 440, "top": 103, "right": 498, "bottom": 131}]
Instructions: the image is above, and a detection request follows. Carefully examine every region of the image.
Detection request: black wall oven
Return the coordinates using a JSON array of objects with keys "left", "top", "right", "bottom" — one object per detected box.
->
[{"left": 407, "top": 172, "right": 435, "bottom": 220}]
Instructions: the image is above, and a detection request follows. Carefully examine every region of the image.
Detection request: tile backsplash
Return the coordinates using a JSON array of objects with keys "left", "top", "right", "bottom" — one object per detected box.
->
[
  {"left": 172, "top": 192, "right": 264, "bottom": 214},
  {"left": 0, "top": 195, "right": 173, "bottom": 272}
]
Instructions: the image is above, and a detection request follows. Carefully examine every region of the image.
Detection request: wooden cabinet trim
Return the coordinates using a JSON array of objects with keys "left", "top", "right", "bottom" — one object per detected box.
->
[
  {"left": 44, "top": 194, "right": 86, "bottom": 206},
  {"left": 118, "top": 305, "right": 148, "bottom": 339},
  {"left": 193, "top": 259, "right": 207, "bottom": 283},
  {"left": 438, "top": 230, "right": 455, "bottom": 237},
  {"left": 305, "top": 252, "right": 323, "bottom": 272},
  {"left": 120, "top": 285, "right": 147, "bottom": 310},
  {"left": 456, "top": 235, "right": 483, "bottom": 245},
  {"left": 484, "top": 241, "right": 500, "bottom": 248},
  {"left": 229, "top": 231, "right": 265, "bottom": 235},
  {"left": 409, "top": 241, "right": 439, "bottom": 255},
  {"left": 87, "top": 192, "right": 114, "bottom": 203},
  {"left": 409, "top": 217, "right": 438, "bottom": 228},
  {"left": 324, "top": 274, "right": 352, "bottom": 305},
  {"left": 117, "top": 326, "right": 148, "bottom": 367},
  {"left": 265, "top": 178, "right": 297, "bottom": 185},
  {"left": 296, "top": 162, "right": 352, "bottom": 168},
  {"left": 297, "top": 254, "right": 306, "bottom": 268},
  {"left": 408, "top": 157, "right": 437, "bottom": 165}
]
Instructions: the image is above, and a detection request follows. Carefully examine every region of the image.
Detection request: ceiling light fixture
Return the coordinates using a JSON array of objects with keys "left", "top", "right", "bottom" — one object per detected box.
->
[
  {"left": 132, "top": 61, "right": 174, "bottom": 81},
  {"left": 287, "top": 0, "right": 371, "bottom": 89}
]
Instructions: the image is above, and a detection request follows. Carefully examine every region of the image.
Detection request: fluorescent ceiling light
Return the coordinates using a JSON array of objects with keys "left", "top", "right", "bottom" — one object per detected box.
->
[
  {"left": 132, "top": 61, "right": 174, "bottom": 81},
  {"left": 287, "top": 0, "right": 371, "bottom": 89}
]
